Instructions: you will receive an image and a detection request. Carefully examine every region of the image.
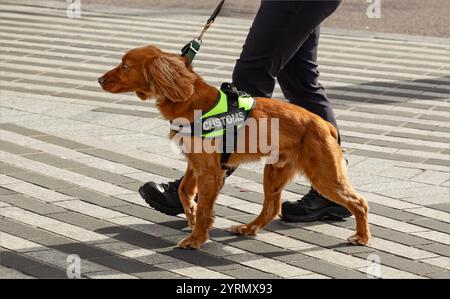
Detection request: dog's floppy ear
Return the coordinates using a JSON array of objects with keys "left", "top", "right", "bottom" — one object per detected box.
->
[{"left": 143, "top": 55, "right": 196, "bottom": 102}]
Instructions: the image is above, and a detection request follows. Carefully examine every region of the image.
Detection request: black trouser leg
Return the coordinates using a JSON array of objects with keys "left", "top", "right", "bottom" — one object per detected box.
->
[
  {"left": 232, "top": 0, "right": 342, "bottom": 142},
  {"left": 277, "top": 26, "right": 341, "bottom": 143}
]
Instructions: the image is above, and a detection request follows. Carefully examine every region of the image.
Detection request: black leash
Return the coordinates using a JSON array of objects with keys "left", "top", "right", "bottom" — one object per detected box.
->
[{"left": 181, "top": 0, "right": 225, "bottom": 65}]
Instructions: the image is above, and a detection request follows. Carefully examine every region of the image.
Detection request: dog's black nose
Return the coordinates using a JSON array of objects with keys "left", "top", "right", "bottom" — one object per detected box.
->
[{"left": 97, "top": 76, "right": 106, "bottom": 85}]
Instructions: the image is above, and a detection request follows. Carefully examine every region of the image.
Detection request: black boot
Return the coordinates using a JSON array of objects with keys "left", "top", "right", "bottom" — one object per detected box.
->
[
  {"left": 139, "top": 168, "right": 236, "bottom": 216},
  {"left": 281, "top": 188, "right": 351, "bottom": 222},
  {"left": 139, "top": 178, "right": 185, "bottom": 216}
]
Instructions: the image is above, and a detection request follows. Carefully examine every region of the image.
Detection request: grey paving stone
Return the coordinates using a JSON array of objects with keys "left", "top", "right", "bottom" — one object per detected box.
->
[
  {"left": 156, "top": 247, "right": 239, "bottom": 271},
  {"left": 223, "top": 238, "right": 289, "bottom": 256},
  {"left": 426, "top": 271, "right": 450, "bottom": 279},
  {"left": 24, "top": 152, "right": 86, "bottom": 169},
  {"left": 221, "top": 266, "right": 280, "bottom": 279},
  {"left": 58, "top": 188, "right": 128, "bottom": 207},
  {"left": 354, "top": 251, "right": 444, "bottom": 276},
  {"left": 7, "top": 172, "right": 75, "bottom": 190},
  {"left": 424, "top": 158, "right": 450, "bottom": 167},
  {"left": 281, "top": 226, "right": 345, "bottom": 248},
  {"left": 17, "top": 79, "right": 79, "bottom": 89},
  {"left": 0, "top": 194, "right": 67, "bottom": 215},
  {"left": 440, "top": 149, "right": 450, "bottom": 155},
  {"left": 408, "top": 218, "right": 450, "bottom": 234},
  {"left": 220, "top": 185, "right": 263, "bottom": 204},
  {"left": 29, "top": 53, "right": 83, "bottom": 63},
  {"left": 384, "top": 91, "right": 447, "bottom": 100},
  {"left": 0, "top": 187, "right": 16, "bottom": 195},
  {"left": 87, "top": 255, "right": 162, "bottom": 277},
  {"left": 386, "top": 131, "right": 450, "bottom": 144},
  {"left": 50, "top": 211, "right": 114, "bottom": 231},
  {"left": 0, "top": 140, "right": 42, "bottom": 155},
  {"left": 117, "top": 181, "right": 144, "bottom": 192},
  {"left": 341, "top": 135, "right": 371, "bottom": 145},
  {"left": 76, "top": 150, "right": 183, "bottom": 180},
  {"left": 52, "top": 92, "right": 115, "bottom": 103},
  {"left": 431, "top": 106, "right": 448, "bottom": 113},
  {"left": 285, "top": 183, "right": 311, "bottom": 195},
  {"left": 328, "top": 242, "right": 377, "bottom": 255},
  {"left": 112, "top": 204, "right": 178, "bottom": 224},
  {"left": 2, "top": 58, "right": 60, "bottom": 69},
  {"left": 403, "top": 122, "right": 450, "bottom": 133},
  {"left": 209, "top": 228, "right": 243, "bottom": 243},
  {"left": 419, "top": 114, "right": 450, "bottom": 122},
  {"left": 427, "top": 203, "right": 450, "bottom": 213},
  {"left": 350, "top": 149, "right": 427, "bottom": 163},
  {"left": 369, "top": 202, "right": 423, "bottom": 222},
  {"left": 92, "top": 107, "right": 160, "bottom": 119},
  {"left": 264, "top": 251, "right": 313, "bottom": 263},
  {"left": 0, "top": 250, "right": 67, "bottom": 279},
  {"left": 97, "top": 226, "right": 175, "bottom": 250},
  {"left": 386, "top": 101, "right": 435, "bottom": 110},
  {"left": 368, "top": 139, "right": 443, "bottom": 153},
  {"left": 226, "top": 214, "right": 260, "bottom": 223},
  {"left": 33, "top": 135, "right": 94, "bottom": 150},
  {"left": 0, "top": 65, "right": 44, "bottom": 75},
  {"left": 0, "top": 86, "right": 48, "bottom": 96},
  {"left": 339, "top": 125, "right": 387, "bottom": 135},
  {"left": 331, "top": 219, "right": 432, "bottom": 246},
  {"left": 338, "top": 114, "right": 403, "bottom": 126},
  {"left": 287, "top": 258, "right": 368, "bottom": 279},
  {"left": 127, "top": 162, "right": 183, "bottom": 179},
  {"left": 0, "top": 217, "right": 54, "bottom": 242},
  {"left": 215, "top": 205, "right": 251, "bottom": 218},
  {"left": 415, "top": 243, "right": 450, "bottom": 257},
  {"left": 117, "top": 99, "right": 155, "bottom": 107},
  {"left": 0, "top": 265, "right": 34, "bottom": 279},
  {"left": 71, "top": 167, "right": 137, "bottom": 185},
  {"left": 49, "top": 242, "right": 114, "bottom": 260},
  {"left": 0, "top": 163, "right": 29, "bottom": 175}
]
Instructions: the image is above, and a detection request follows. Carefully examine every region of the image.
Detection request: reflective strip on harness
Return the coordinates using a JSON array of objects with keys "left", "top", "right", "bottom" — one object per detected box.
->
[{"left": 171, "top": 88, "right": 255, "bottom": 139}]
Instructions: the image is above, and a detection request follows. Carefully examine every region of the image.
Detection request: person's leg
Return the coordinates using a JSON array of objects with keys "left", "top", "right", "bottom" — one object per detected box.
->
[
  {"left": 233, "top": 0, "right": 342, "bottom": 100},
  {"left": 277, "top": 26, "right": 339, "bottom": 137},
  {"left": 277, "top": 26, "right": 350, "bottom": 221}
]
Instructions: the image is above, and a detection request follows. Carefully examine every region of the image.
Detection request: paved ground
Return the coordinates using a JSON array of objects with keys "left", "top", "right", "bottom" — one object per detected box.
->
[
  {"left": 0, "top": 1, "right": 449, "bottom": 279},
  {"left": 82, "top": 0, "right": 450, "bottom": 37}
]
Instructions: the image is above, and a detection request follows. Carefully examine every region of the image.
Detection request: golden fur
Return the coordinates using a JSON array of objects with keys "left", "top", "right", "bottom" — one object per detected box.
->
[{"left": 100, "top": 45, "right": 371, "bottom": 249}]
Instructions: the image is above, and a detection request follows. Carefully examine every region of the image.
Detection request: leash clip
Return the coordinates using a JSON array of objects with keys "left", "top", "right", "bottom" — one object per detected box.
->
[{"left": 180, "top": 0, "right": 225, "bottom": 65}]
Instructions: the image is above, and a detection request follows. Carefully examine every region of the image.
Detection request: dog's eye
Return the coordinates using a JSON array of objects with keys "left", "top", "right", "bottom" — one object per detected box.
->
[{"left": 122, "top": 64, "right": 128, "bottom": 70}]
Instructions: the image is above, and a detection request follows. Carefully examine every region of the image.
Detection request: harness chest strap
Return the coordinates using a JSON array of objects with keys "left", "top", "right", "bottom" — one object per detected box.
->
[{"left": 170, "top": 84, "right": 255, "bottom": 168}]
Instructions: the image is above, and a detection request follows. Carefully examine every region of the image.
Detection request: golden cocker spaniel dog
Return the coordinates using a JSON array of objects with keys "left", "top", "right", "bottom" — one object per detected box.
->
[{"left": 99, "top": 45, "right": 371, "bottom": 249}]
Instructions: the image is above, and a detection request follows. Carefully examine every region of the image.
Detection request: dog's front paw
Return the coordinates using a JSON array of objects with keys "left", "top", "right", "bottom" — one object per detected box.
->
[
  {"left": 230, "top": 224, "right": 260, "bottom": 235},
  {"left": 347, "top": 233, "right": 371, "bottom": 245},
  {"left": 177, "top": 235, "right": 206, "bottom": 249}
]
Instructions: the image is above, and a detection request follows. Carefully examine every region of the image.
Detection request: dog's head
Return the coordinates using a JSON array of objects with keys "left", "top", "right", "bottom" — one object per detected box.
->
[{"left": 98, "top": 45, "right": 197, "bottom": 102}]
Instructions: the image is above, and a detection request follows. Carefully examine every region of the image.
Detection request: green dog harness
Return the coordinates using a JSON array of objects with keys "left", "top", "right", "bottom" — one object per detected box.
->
[
  {"left": 171, "top": 83, "right": 255, "bottom": 139},
  {"left": 170, "top": 83, "right": 255, "bottom": 168}
]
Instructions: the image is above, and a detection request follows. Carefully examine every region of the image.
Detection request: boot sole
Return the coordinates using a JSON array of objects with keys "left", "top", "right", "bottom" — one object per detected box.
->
[
  {"left": 138, "top": 186, "right": 184, "bottom": 216},
  {"left": 281, "top": 206, "right": 352, "bottom": 222}
]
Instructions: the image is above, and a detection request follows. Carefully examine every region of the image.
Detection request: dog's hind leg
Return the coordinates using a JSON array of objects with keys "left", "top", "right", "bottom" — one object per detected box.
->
[
  {"left": 231, "top": 163, "right": 297, "bottom": 235},
  {"left": 179, "top": 164, "right": 198, "bottom": 229},
  {"left": 302, "top": 134, "right": 371, "bottom": 245}
]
